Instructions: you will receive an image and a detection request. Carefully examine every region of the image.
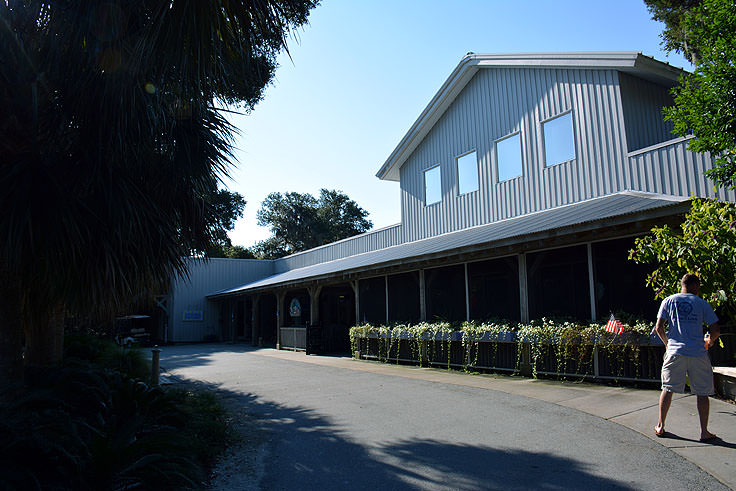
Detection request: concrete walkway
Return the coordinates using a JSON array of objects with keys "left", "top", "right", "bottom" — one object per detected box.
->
[
  {"left": 161, "top": 345, "right": 736, "bottom": 489},
  {"left": 264, "top": 349, "right": 736, "bottom": 488}
]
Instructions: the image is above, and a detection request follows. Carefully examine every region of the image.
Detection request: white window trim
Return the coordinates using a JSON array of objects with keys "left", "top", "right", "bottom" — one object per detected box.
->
[
  {"left": 455, "top": 149, "right": 479, "bottom": 196},
  {"left": 423, "top": 164, "right": 442, "bottom": 206},
  {"left": 540, "top": 109, "right": 576, "bottom": 168},
  {"left": 494, "top": 131, "right": 523, "bottom": 183}
]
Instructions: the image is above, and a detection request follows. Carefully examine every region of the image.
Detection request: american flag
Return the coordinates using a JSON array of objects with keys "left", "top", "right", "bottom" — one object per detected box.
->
[{"left": 605, "top": 313, "right": 624, "bottom": 335}]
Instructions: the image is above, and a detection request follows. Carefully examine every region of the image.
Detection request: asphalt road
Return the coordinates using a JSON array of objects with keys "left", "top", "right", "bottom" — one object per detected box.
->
[{"left": 160, "top": 344, "right": 727, "bottom": 490}]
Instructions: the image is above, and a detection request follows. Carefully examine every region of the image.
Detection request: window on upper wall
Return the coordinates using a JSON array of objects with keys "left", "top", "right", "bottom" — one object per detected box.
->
[
  {"left": 495, "top": 132, "right": 522, "bottom": 182},
  {"left": 456, "top": 151, "right": 479, "bottom": 195},
  {"left": 424, "top": 165, "right": 441, "bottom": 205},
  {"left": 542, "top": 111, "right": 576, "bottom": 166}
]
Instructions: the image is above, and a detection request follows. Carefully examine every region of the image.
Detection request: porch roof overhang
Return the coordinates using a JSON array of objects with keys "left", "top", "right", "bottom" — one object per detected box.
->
[{"left": 207, "top": 191, "right": 688, "bottom": 299}]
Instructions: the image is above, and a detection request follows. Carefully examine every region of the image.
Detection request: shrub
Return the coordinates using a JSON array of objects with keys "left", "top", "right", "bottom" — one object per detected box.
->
[{"left": 1, "top": 343, "right": 232, "bottom": 490}]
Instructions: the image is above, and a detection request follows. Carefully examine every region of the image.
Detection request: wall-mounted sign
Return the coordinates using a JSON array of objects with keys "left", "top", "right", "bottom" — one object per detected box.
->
[
  {"left": 182, "top": 310, "right": 204, "bottom": 321},
  {"left": 289, "top": 298, "right": 302, "bottom": 317}
]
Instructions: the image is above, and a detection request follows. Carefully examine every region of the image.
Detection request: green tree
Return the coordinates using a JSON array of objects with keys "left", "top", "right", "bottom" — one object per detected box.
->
[
  {"left": 647, "top": 0, "right": 736, "bottom": 189},
  {"left": 203, "top": 189, "right": 247, "bottom": 258},
  {"left": 223, "top": 246, "right": 258, "bottom": 259},
  {"left": 254, "top": 189, "right": 372, "bottom": 258},
  {"left": 0, "top": 0, "right": 317, "bottom": 384},
  {"left": 629, "top": 198, "right": 736, "bottom": 323},
  {"left": 644, "top": 0, "right": 703, "bottom": 63}
]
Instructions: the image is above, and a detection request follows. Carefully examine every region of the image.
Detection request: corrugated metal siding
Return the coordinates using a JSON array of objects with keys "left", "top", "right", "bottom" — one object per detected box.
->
[
  {"left": 627, "top": 139, "right": 736, "bottom": 201},
  {"left": 273, "top": 223, "right": 404, "bottom": 273},
  {"left": 170, "top": 258, "right": 274, "bottom": 342},
  {"left": 399, "top": 68, "right": 630, "bottom": 242},
  {"left": 619, "top": 73, "right": 676, "bottom": 152}
]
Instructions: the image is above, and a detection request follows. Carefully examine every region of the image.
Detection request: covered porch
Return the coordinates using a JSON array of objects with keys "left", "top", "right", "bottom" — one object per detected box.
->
[{"left": 208, "top": 193, "right": 688, "bottom": 354}]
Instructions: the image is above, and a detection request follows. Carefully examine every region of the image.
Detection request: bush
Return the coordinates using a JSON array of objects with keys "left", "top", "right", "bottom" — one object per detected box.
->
[
  {"left": 0, "top": 339, "right": 233, "bottom": 490},
  {"left": 65, "top": 333, "right": 150, "bottom": 380}
]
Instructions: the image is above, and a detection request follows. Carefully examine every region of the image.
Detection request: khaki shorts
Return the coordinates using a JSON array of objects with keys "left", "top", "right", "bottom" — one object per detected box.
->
[{"left": 661, "top": 352, "right": 714, "bottom": 396}]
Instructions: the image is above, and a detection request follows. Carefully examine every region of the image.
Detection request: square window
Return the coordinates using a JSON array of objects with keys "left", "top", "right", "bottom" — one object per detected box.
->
[
  {"left": 424, "top": 165, "right": 441, "bottom": 205},
  {"left": 543, "top": 111, "right": 575, "bottom": 166},
  {"left": 495, "top": 132, "right": 522, "bottom": 182},
  {"left": 456, "top": 151, "right": 479, "bottom": 195}
]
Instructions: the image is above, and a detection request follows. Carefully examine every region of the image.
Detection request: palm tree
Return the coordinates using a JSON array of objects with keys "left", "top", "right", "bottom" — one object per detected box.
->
[{"left": 0, "top": 0, "right": 317, "bottom": 384}]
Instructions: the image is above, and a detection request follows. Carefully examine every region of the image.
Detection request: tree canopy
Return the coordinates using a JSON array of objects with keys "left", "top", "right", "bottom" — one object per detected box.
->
[
  {"left": 203, "top": 189, "right": 247, "bottom": 258},
  {"left": 254, "top": 189, "right": 372, "bottom": 258},
  {"left": 647, "top": 0, "right": 736, "bottom": 189},
  {"left": 629, "top": 198, "right": 736, "bottom": 323},
  {"left": 0, "top": 0, "right": 317, "bottom": 381},
  {"left": 644, "top": 0, "right": 703, "bottom": 63}
]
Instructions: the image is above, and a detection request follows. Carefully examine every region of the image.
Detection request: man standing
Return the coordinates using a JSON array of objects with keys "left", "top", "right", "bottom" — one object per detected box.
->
[{"left": 654, "top": 273, "right": 720, "bottom": 442}]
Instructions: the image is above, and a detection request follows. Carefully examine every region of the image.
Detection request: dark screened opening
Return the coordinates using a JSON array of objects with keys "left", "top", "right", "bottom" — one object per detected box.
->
[
  {"left": 243, "top": 297, "right": 252, "bottom": 341},
  {"left": 258, "top": 294, "right": 277, "bottom": 345},
  {"left": 218, "top": 300, "right": 232, "bottom": 341},
  {"left": 235, "top": 299, "right": 245, "bottom": 338},
  {"left": 284, "top": 289, "right": 310, "bottom": 326},
  {"left": 592, "top": 237, "right": 659, "bottom": 319},
  {"left": 319, "top": 285, "right": 355, "bottom": 353},
  {"left": 425, "top": 264, "right": 466, "bottom": 322},
  {"left": 527, "top": 245, "right": 591, "bottom": 321},
  {"left": 388, "top": 271, "right": 420, "bottom": 323},
  {"left": 359, "top": 276, "right": 386, "bottom": 324},
  {"left": 468, "top": 257, "right": 520, "bottom": 322}
]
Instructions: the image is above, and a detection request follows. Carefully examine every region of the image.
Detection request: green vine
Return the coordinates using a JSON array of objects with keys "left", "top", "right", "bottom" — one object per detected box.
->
[{"left": 349, "top": 315, "right": 657, "bottom": 381}]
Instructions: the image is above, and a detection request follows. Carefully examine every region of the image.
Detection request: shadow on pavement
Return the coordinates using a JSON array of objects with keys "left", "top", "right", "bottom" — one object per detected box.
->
[
  {"left": 656, "top": 432, "right": 736, "bottom": 449},
  {"left": 157, "top": 343, "right": 257, "bottom": 370},
  {"left": 175, "top": 377, "right": 636, "bottom": 490}
]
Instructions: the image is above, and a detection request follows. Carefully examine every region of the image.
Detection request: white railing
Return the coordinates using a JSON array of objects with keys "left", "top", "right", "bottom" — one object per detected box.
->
[{"left": 279, "top": 327, "right": 307, "bottom": 351}]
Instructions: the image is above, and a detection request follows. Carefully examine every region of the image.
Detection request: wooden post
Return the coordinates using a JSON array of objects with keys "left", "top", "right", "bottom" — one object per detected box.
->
[
  {"left": 151, "top": 348, "right": 161, "bottom": 385},
  {"left": 419, "top": 269, "right": 426, "bottom": 321},
  {"left": 309, "top": 285, "right": 322, "bottom": 325},
  {"left": 276, "top": 291, "right": 286, "bottom": 350},
  {"left": 353, "top": 280, "right": 360, "bottom": 325},
  {"left": 384, "top": 275, "right": 389, "bottom": 323},
  {"left": 518, "top": 254, "right": 529, "bottom": 323},
  {"left": 251, "top": 295, "right": 261, "bottom": 347},
  {"left": 464, "top": 263, "right": 470, "bottom": 321},
  {"left": 587, "top": 242, "right": 597, "bottom": 321}
]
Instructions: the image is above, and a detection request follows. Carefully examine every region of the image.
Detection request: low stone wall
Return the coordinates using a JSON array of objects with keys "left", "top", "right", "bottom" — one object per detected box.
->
[{"left": 713, "top": 367, "right": 736, "bottom": 401}]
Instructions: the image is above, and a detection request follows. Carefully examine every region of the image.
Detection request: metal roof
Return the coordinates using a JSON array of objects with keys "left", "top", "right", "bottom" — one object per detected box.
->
[
  {"left": 208, "top": 191, "right": 687, "bottom": 298},
  {"left": 376, "top": 52, "right": 686, "bottom": 182}
]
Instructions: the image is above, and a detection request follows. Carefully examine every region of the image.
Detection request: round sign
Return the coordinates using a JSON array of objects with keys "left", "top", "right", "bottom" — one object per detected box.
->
[{"left": 289, "top": 298, "right": 302, "bottom": 317}]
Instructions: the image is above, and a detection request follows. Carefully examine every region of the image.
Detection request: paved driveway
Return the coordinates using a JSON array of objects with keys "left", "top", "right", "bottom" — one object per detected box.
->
[{"left": 160, "top": 344, "right": 728, "bottom": 490}]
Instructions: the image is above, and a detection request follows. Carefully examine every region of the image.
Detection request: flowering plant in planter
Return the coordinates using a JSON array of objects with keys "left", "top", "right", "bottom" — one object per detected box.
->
[{"left": 349, "top": 315, "right": 658, "bottom": 380}]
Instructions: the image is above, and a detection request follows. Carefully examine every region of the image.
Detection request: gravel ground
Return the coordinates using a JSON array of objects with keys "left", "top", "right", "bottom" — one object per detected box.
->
[{"left": 207, "top": 401, "right": 267, "bottom": 491}]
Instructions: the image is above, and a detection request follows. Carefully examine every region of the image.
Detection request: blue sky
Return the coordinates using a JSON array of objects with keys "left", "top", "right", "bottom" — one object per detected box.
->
[{"left": 225, "top": 0, "right": 690, "bottom": 247}]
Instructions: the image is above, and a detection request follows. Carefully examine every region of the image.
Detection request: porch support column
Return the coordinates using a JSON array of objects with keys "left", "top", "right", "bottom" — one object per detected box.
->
[
  {"left": 419, "top": 269, "right": 426, "bottom": 322},
  {"left": 276, "top": 290, "right": 286, "bottom": 349},
  {"left": 352, "top": 280, "right": 360, "bottom": 325},
  {"left": 587, "top": 243, "right": 600, "bottom": 378},
  {"left": 587, "top": 242, "right": 597, "bottom": 321},
  {"left": 309, "top": 285, "right": 322, "bottom": 325},
  {"left": 385, "top": 275, "right": 389, "bottom": 324},
  {"left": 231, "top": 298, "right": 239, "bottom": 343},
  {"left": 251, "top": 295, "right": 261, "bottom": 346},
  {"left": 518, "top": 254, "right": 529, "bottom": 323},
  {"left": 464, "top": 263, "right": 470, "bottom": 322},
  {"left": 241, "top": 295, "right": 248, "bottom": 342}
]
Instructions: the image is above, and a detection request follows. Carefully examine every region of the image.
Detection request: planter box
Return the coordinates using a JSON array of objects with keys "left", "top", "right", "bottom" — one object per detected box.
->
[{"left": 351, "top": 329, "right": 665, "bottom": 382}]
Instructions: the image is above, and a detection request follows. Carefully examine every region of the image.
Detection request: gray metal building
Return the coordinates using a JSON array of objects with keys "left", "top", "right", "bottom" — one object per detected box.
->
[{"left": 168, "top": 52, "right": 735, "bottom": 347}]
